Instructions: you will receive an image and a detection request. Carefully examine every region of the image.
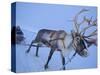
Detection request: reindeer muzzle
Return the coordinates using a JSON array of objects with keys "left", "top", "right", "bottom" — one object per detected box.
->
[{"left": 79, "top": 49, "right": 88, "bottom": 57}]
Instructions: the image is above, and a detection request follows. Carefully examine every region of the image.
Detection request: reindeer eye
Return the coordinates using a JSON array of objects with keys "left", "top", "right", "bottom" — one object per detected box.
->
[{"left": 76, "top": 37, "right": 80, "bottom": 41}]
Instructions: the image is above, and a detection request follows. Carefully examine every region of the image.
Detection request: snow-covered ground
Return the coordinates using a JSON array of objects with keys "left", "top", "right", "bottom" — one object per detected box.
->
[
  {"left": 15, "top": 29, "right": 97, "bottom": 73},
  {"left": 14, "top": 2, "right": 97, "bottom": 73}
]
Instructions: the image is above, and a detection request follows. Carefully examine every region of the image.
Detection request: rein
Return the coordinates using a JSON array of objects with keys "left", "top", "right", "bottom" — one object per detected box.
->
[{"left": 49, "top": 32, "right": 67, "bottom": 49}]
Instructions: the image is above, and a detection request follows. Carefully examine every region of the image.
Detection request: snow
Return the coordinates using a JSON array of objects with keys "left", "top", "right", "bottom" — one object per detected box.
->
[
  {"left": 15, "top": 29, "right": 97, "bottom": 73},
  {"left": 14, "top": 2, "right": 97, "bottom": 73}
]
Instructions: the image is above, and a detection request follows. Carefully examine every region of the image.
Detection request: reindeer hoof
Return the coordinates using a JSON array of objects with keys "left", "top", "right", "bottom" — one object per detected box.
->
[
  {"left": 35, "top": 55, "right": 39, "bottom": 57},
  {"left": 25, "top": 50, "right": 29, "bottom": 53},
  {"left": 44, "top": 64, "right": 48, "bottom": 70},
  {"left": 62, "top": 66, "right": 66, "bottom": 70},
  {"left": 63, "top": 67, "right": 66, "bottom": 70}
]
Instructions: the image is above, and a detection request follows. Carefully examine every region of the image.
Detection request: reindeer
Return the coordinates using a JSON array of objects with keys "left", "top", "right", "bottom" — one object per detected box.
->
[{"left": 26, "top": 9, "right": 97, "bottom": 70}]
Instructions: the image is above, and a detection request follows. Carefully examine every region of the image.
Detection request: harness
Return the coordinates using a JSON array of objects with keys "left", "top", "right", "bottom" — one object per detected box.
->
[{"left": 48, "top": 31, "right": 67, "bottom": 49}]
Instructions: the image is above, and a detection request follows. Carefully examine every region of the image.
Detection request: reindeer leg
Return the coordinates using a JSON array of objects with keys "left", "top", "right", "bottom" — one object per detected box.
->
[
  {"left": 69, "top": 51, "right": 77, "bottom": 62},
  {"left": 60, "top": 51, "right": 66, "bottom": 70},
  {"left": 44, "top": 49, "right": 55, "bottom": 70},
  {"left": 26, "top": 40, "right": 34, "bottom": 53},
  {"left": 35, "top": 45, "right": 39, "bottom": 57}
]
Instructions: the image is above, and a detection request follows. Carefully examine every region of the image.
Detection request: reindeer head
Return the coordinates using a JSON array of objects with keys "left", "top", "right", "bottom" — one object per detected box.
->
[{"left": 71, "top": 9, "right": 97, "bottom": 57}]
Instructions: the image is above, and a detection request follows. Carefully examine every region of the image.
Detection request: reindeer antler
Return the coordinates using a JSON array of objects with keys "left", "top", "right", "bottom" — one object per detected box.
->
[
  {"left": 80, "top": 18, "right": 97, "bottom": 35},
  {"left": 73, "top": 9, "right": 89, "bottom": 33},
  {"left": 81, "top": 18, "right": 97, "bottom": 46},
  {"left": 72, "top": 9, "right": 97, "bottom": 47},
  {"left": 84, "top": 29, "right": 97, "bottom": 38}
]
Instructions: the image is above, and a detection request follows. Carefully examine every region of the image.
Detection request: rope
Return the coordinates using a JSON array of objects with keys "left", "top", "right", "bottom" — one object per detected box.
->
[
  {"left": 17, "top": 43, "right": 47, "bottom": 47},
  {"left": 60, "top": 52, "right": 77, "bottom": 70}
]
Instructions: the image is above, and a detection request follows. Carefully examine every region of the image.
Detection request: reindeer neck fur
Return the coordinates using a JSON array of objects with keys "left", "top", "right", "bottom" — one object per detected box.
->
[
  {"left": 57, "top": 33, "right": 73, "bottom": 50},
  {"left": 56, "top": 33, "right": 74, "bottom": 57}
]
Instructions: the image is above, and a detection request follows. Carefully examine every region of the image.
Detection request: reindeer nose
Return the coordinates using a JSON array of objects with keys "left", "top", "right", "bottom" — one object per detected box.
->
[
  {"left": 80, "top": 49, "right": 89, "bottom": 57},
  {"left": 84, "top": 49, "right": 89, "bottom": 57}
]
